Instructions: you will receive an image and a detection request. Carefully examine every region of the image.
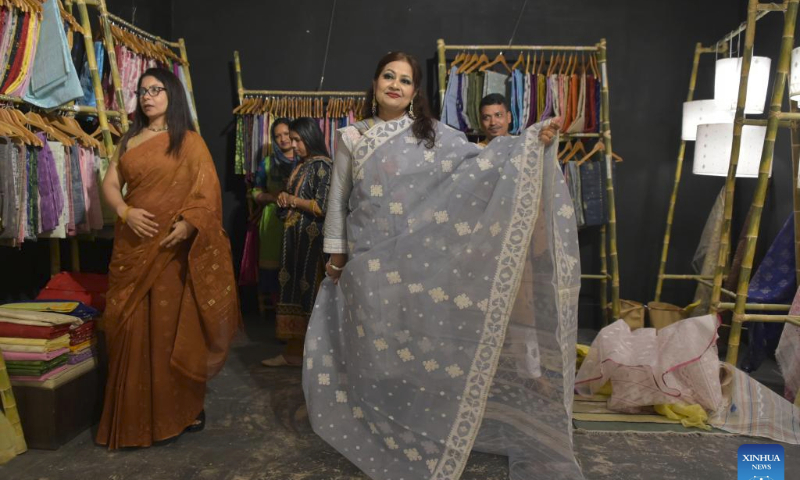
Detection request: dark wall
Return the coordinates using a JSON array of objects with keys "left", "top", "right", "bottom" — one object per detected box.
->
[
  {"left": 170, "top": 0, "right": 744, "bottom": 324},
  {"left": 7, "top": 1, "right": 787, "bottom": 328}
]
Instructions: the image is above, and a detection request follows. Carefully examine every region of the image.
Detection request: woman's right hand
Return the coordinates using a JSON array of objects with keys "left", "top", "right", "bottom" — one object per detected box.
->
[
  {"left": 123, "top": 207, "right": 159, "bottom": 238},
  {"left": 326, "top": 254, "right": 348, "bottom": 284}
]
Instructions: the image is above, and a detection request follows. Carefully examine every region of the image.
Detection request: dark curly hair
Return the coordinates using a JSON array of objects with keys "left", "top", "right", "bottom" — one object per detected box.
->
[{"left": 362, "top": 51, "right": 436, "bottom": 149}]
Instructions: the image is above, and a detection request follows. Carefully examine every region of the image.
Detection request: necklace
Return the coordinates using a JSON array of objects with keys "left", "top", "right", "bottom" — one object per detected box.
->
[{"left": 147, "top": 125, "right": 168, "bottom": 133}]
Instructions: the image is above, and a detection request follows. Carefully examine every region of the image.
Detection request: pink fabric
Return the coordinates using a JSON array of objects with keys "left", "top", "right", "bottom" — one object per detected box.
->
[
  {"left": 238, "top": 220, "right": 259, "bottom": 286},
  {"left": 11, "top": 364, "right": 70, "bottom": 382},
  {"left": 777, "top": 286, "right": 800, "bottom": 402},
  {"left": 79, "top": 146, "right": 104, "bottom": 230},
  {"left": 2, "top": 347, "right": 69, "bottom": 361},
  {"left": 575, "top": 315, "right": 722, "bottom": 412}
]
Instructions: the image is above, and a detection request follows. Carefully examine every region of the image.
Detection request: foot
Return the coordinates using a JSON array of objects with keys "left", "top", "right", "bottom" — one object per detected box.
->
[
  {"left": 184, "top": 410, "right": 205, "bottom": 433},
  {"left": 261, "top": 354, "right": 302, "bottom": 367}
]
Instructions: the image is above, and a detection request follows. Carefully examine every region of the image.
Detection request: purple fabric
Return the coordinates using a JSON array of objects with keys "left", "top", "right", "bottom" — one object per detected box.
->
[
  {"left": 68, "top": 347, "right": 95, "bottom": 364},
  {"left": 36, "top": 133, "right": 64, "bottom": 232},
  {"left": 540, "top": 75, "right": 554, "bottom": 121},
  {"left": 526, "top": 74, "right": 538, "bottom": 128}
]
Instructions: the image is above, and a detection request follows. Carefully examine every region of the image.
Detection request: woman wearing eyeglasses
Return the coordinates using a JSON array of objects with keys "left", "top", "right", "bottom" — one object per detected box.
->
[{"left": 97, "top": 68, "right": 240, "bottom": 449}]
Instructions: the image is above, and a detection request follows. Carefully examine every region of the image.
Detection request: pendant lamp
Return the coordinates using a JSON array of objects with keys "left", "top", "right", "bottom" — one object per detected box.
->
[
  {"left": 693, "top": 123, "right": 771, "bottom": 178},
  {"left": 714, "top": 56, "right": 771, "bottom": 114}
]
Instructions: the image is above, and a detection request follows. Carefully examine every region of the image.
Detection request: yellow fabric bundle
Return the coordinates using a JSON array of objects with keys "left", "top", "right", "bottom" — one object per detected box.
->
[{"left": 654, "top": 403, "right": 711, "bottom": 430}]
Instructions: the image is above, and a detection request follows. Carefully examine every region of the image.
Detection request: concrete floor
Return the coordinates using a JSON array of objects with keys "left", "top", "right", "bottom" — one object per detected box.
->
[{"left": 1, "top": 314, "right": 798, "bottom": 480}]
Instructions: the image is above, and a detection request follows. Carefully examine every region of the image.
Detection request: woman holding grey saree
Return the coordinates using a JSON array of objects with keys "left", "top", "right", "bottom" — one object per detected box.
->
[{"left": 303, "top": 52, "right": 582, "bottom": 479}]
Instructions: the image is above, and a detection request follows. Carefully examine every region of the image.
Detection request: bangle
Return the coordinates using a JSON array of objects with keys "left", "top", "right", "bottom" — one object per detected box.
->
[
  {"left": 121, "top": 205, "right": 133, "bottom": 223},
  {"left": 328, "top": 263, "right": 344, "bottom": 272},
  {"left": 291, "top": 197, "right": 297, "bottom": 209}
]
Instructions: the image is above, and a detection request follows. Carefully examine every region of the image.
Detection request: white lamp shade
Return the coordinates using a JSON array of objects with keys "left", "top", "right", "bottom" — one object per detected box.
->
[
  {"left": 714, "top": 56, "right": 771, "bottom": 114},
  {"left": 681, "top": 100, "right": 734, "bottom": 141},
  {"left": 790, "top": 47, "right": 800, "bottom": 102},
  {"left": 693, "top": 123, "right": 771, "bottom": 178}
]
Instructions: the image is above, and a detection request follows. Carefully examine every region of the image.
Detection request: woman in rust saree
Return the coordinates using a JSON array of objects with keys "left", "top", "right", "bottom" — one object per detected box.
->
[{"left": 97, "top": 68, "right": 239, "bottom": 449}]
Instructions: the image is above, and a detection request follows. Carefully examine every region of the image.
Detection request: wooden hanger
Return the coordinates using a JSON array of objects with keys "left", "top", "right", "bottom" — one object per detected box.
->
[
  {"left": 0, "top": 108, "right": 33, "bottom": 145},
  {"left": 546, "top": 53, "right": 555, "bottom": 76},
  {"left": 576, "top": 141, "right": 604, "bottom": 166},
  {"left": 457, "top": 53, "right": 478, "bottom": 74},
  {"left": 480, "top": 52, "right": 512, "bottom": 73},
  {"left": 23, "top": 111, "right": 74, "bottom": 146},
  {"left": 450, "top": 51, "right": 466, "bottom": 69},
  {"left": 561, "top": 140, "right": 586, "bottom": 164},
  {"left": 465, "top": 52, "right": 489, "bottom": 74},
  {"left": 557, "top": 139, "right": 573, "bottom": 161},
  {"left": 537, "top": 53, "right": 545, "bottom": 75},
  {"left": 511, "top": 52, "right": 524, "bottom": 71}
]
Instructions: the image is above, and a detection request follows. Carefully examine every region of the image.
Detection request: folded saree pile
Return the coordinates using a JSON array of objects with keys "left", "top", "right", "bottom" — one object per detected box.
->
[{"left": 0, "top": 302, "right": 98, "bottom": 381}]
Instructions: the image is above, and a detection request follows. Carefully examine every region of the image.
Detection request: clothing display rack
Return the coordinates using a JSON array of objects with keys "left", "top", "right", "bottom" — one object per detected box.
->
[
  {"left": 232, "top": 50, "right": 365, "bottom": 177},
  {"left": 83, "top": 0, "right": 200, "bottom": 134},
  {"left": 653, "top": 9, "right": 778, "bottom": 306},
  {"left": 702, "top": 0, "right": 800, "bottom": 366},
  {"left": 436, "top": 38, "right": 622, "bottom": 320},
  {"left": 657, "top": 0, "right": 800, "bottom": 365}
]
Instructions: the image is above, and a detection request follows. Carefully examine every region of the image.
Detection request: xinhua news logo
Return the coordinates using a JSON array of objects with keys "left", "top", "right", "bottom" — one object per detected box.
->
[{"left": 738, "top": 444, "right": 784, "bottom": 480}]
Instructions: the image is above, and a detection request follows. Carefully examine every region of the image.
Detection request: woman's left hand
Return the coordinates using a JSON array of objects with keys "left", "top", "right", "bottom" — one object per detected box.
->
[
  {"left": 160, "top": 220, "right": 197, "bottom": 248},
  {"left": 539, "top": 117, "right": 562, "bottom": 146}
]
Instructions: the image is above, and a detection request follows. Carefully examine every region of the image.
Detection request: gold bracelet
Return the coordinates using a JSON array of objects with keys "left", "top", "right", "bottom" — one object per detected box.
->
[{"left": 121, "top": 205, "right": 133, "bottom": 223}]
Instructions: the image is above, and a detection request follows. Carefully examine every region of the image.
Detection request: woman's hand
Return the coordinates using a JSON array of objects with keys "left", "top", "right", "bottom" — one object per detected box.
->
[
  {"left": 326, "top": 254, "right": 347, "bottom": 284},
  {"left": 277, "top": 192, "right": 292, "bottom": 208},
  {"left": 539, "top": 117, "right": 562, "bottom": 146},
  {"left": 255, "top": 192, "right": 272, "bottom": 206},
  {"left": 123, "top": 207, "right": 159, "bottom": 238},
  {"left": 160, "top": 220, "right": 197, "bottom": 248}
]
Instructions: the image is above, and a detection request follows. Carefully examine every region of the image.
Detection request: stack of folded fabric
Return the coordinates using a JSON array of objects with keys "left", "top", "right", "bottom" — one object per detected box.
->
[
  {"left": 67, "top": 320, "right": 96, "bottom": 365},
  {"left": 0, "top": 308, "right": 79, "bottom": 382},
  {"left": 0, "top": 302, "right": 100, "bottom": 379}
]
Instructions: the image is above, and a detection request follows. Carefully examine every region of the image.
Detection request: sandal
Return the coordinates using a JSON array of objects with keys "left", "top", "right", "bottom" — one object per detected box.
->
[
  {"left": 184, "top": 410, "right": 205, "bottom": 433},
  {"left": 261, "top": 355, "right": 301, "bottom": 367}
]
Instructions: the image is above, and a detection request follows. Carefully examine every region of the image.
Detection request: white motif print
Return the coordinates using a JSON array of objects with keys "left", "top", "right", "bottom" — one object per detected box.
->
[
  {"left": 408, "top": 283, "right": 424, "bottom": 293},
  {"left": 335, "top": 391, "right": 348, "bottom": 403},
  {"left": 441, "top": 160, "right": 453, "bottom": 172},
  {"left": 397, "top": 348, "right": 415, "bottom": 362},
  {"left": 423, "top": 359, "right": 440, "bottom": 372},
  {"left": 558, "top": 204, "right": 575, "bottom": 219},
  {"left": 390, "top": 202, "right": 403, "bottom": 215},
  {"left": 373, "top": 338, "right": 388, "bottom": 351},
  {"left": 454, "top": 294, "right": 473, "bottom": 309},
  {"left": 368, "top": 259, "right": 381, "bottom": 272},
  {"left": 434, "top": 211, "right": 449, "bottom": 224},
  {"left": 404, "top": 448, "right": 423, "bottom": 461},
  {"left": 318, "top": 373, "right": 330, "bottom": 385},
  {"left": 370, "top": 185, "right": 383, "bottom": 197},
  {"left": 477, "top": 158, "right": 492, "bottom": 171},
  {"left": 455, "top": 222, "right": 471, "bottom": 236},
  {"left": 428, "top": 287, "right": 449, "bottom": 303},
  {"left": 386, "top": 271, "right": 402, "bottom": 284},
  {"left": 445, "top": 364, "right": 465, "bottom": 378}
]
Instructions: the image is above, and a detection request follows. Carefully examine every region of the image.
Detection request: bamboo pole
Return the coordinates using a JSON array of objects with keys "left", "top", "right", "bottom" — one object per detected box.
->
[
  {"left": 655, "top": 43, "right": 704, "bottom": 302},
  {"left": 695, "top": 278, "right": 736, "bottom": 299},
  {"left": 178, "top": 39, "right": 201, "bottom": 133},
  {"left": 791, "top": 103, "right": 800, "bottom": 288},
  {"left": 75, "top": 0, "right": 115, "bottom": 160},
  {"left": 242, "top": 90, "right": 366, "bottom": 96},
  {"left": 234, "top": 50, "right": 244, "bottom": 106},
  {"left": 710, "top": 0, "right": 760, "bottom": 316},
  {"left": 741, "top": 314, "right": 800, "bottom": 326},
  {"left": 662, "top": 274, "right": 716, "bottom": 280},
  {"left": 437, "top": 39, "right": 447, "bottom": 109},
  {"left": 600, "top": 225, "right": 609, "bottom": 326},
  {"left": 726, "top": 0, "right": 799, "bottom": 366},
  {"left": 441, "top": 44, "right": 599, "bottom": 52},
  {"left": 49, "top": 239, "right": 60, "bottom": 276},
  {"left": 718, "top": 302, "right": 792, "bottom": 311},
  {"left": 581, "top": 274, "right": 612, "bottom": 280},
  {"left": 0, "top": 350, "right": 26, "bottom": 454},
  {"left": 70, "top": 238, "right": 80, "bottom": 273},
  {"left": 96, "top": 0, "right": 129, "bottom": 132},
  {"left": 598, "top": 39, "right": 621, "bottom": 319}
]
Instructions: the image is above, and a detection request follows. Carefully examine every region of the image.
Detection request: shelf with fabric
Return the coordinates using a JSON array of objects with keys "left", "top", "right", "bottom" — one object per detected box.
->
[
  {"left": 82, "top": 0, "right": 200, "bottom": 134},
  {"left": 436, "top": 39, "right": 622, "bottom": 322}
]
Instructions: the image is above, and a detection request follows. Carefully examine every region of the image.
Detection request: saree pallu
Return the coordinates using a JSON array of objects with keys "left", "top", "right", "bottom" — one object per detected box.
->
[
  {"left": 276, "top": 157, "right": 332, "bottom": 340},
  {"left": 96, "top": 132, "right": 240, "bottom": 449},
  {"left": 304, "top": 117, "right": 582, "bottom": 479}
]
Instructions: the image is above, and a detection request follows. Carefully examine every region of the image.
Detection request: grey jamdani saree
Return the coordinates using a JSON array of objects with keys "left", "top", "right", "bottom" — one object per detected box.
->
[{"left": 304, "top": 115, "right": 583, "bottom": 479}]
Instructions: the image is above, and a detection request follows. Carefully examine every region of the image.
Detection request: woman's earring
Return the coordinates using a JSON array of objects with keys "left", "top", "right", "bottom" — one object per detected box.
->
[
  {"left": 371, "top": 97, "right": 377, "bottom": 117},
  {"left": 408, "top": 100, "right": 416, "bottom": 120}
]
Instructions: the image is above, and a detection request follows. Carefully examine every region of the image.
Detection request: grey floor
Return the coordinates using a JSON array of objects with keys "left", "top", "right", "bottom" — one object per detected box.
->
[{"left": 1, "top": 314, "right": 798, "bottom": 480}]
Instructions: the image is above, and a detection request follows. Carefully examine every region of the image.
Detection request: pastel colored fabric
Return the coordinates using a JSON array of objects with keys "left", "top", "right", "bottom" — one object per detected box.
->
[{"left": 312, "top": 116, "right": 583, "bottom": 479}]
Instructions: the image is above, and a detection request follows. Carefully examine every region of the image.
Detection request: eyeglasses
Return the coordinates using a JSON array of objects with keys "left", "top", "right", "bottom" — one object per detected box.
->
[{"left": 137, "top": 86, "right": 167, "bottom": 98}]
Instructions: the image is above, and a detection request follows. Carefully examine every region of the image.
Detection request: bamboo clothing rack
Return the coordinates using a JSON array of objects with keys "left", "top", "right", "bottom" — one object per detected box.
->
[
  {"left": 83, "top": 0, "right": 201, "bottom": 134},
  {"left": 234, "top": 51, "right": 364, "bottom": 105},
  {"left": 436, "top": 38, "right": 622, "bottom": 320},
  {"left": 655, "top": 0, "right": 800, "bottom": 366}
]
